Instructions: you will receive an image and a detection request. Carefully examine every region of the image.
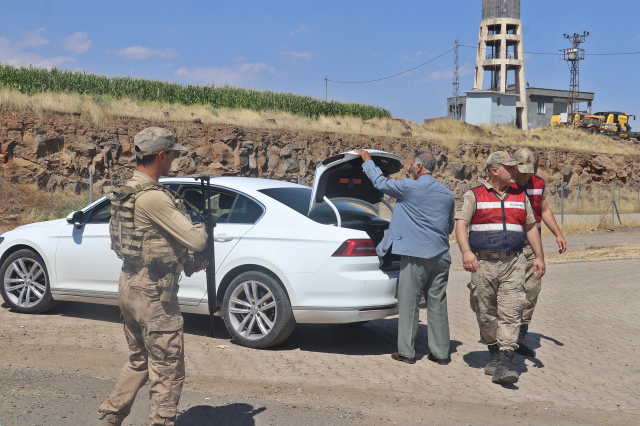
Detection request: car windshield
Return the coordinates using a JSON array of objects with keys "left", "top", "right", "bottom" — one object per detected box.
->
[{"left": 258, "top": 187, "right": 384, "bottom": 225}]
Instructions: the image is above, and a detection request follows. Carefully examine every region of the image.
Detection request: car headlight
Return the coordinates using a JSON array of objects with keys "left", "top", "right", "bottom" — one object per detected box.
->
[{"left": 0, "top": 237, "right": 4, "bottom": 245}]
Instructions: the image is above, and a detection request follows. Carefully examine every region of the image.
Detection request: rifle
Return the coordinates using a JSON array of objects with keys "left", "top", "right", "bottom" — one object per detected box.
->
[{"left": 193, "top": 173, "right": 217, "bottom": 338}]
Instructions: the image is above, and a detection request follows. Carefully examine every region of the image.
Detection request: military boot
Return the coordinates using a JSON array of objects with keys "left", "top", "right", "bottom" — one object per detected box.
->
[
  {"left": 97, "top": 412, "right": 125, "bottom": 426},
  {"left": 491, "top": 350, "right": 519, "bottom": 384},
  {"left": 484, "top": 344, "right": 500, "bottom": 376},
  {"left": 514, "top": 324, "right": 536, "bottom": 357}
]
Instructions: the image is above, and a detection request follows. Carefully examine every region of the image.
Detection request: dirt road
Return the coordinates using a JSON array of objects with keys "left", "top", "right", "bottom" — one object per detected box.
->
[{"left": 1, "top": 229, "right": 639, "bottom": 425}]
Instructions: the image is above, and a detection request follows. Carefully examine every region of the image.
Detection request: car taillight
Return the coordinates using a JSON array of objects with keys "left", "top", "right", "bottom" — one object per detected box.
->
[
  {"left": 338, "top": 178, "right": 362, "bottom": 184},
  {"left": 332, "top": 239, "right": 377, "bottom": 257}
]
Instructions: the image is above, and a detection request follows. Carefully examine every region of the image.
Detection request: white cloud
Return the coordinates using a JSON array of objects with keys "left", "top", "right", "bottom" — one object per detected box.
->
[
  {"left": 399, "top": 50, "right": 434, "bottom": 61},
  {"left": 414, "top": 66, "right": 474, "bottom": 84},
  {"left": 373, "top": 52, "right": 383, "bottom": 57},
  {"left": 16, "top": 28, "right": 49, "bottom": 49},
  {"left": 290, "top": 23, "right": 307, "bottom": 36},
  {"left": 282, "top": 50, "right": 313, "bottom": 61},
  {"left": 63, "top": 31, "right": 92, "bottom": 54},
  {"left": 175, "top": 62, "right": 275, "bottom": 86},
  {"left": 109, "top": 46, "right": 180, "bottom": 59},
  {"left": 0, "top": 32, "right": 75, "bottom": 69}
]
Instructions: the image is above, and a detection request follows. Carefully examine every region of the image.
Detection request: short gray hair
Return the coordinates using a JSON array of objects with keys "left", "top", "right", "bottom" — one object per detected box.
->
[
  {"left": 486, "top": 163, "right": 501, "bottom": 174},
  {"left": 413, "top": 151, "right": 436, "bottom": 173}
]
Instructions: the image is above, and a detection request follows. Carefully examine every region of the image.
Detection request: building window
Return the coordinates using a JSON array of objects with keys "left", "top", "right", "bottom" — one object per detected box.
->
[
  {"left": 537, "top": 101, "right": 546, "bottom": 114},
  {"left": 497, "top": 97, "right": 501, "bottom": 106}
]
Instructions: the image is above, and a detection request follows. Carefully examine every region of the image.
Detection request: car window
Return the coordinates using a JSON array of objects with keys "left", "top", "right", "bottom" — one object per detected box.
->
[
  {"left": 227, "top": 194, "right": 264, "bottom": 224},
  {"left": 180, "top": 187, "right": 237, "bottom": 223},
  {"left": 87, "top": 199, "right": 111, "bottom": 223},
  {"left": 258, "top": 187, "right": 379, "bottom": 225}
]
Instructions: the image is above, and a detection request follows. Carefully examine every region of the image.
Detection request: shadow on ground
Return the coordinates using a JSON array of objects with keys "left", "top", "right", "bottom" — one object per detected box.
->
[
  {"left": 177, "top": 403, "right": 266, "bottom": 426},
  {"left": 273, "top": 318, "right": 463, "bottom": 357},
  {"left": 463, "top": 349, "right": 544, "bottom": 374},
  {"left": 31, "top": 302, "right": 467, "bottom": 358}
]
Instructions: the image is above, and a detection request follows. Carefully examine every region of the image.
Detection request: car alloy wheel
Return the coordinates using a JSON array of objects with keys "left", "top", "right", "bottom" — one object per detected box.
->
[
  {"left": 0, "top": 249, "right": 57, "bottom": 314},
  {"left": 228, "top": 280, "right": 277, "bottom": 340},
  {"left": 4, "top": 257, "right": 46, "bottom": 308},
  {"left": 222, "top": 270, "right": 296, "bottom": 349}
]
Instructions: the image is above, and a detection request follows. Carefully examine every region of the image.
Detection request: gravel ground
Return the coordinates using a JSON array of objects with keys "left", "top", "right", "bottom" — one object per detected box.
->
[{"left": 0, "top": 227, "right": 638, "bottom": 426}]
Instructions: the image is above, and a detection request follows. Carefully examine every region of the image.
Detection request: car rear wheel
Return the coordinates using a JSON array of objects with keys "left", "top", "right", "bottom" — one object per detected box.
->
[
  {"left": 222, "top": 271, "right": 295, "bottom": 349},
  {"left": 1, "top": 249, "right": 57, "bottom": 314}
]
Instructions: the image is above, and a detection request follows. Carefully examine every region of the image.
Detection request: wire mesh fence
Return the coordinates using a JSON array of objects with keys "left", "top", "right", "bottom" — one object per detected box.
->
[{"left": 0, "top": 170, "right": 100, "bottom": 234}]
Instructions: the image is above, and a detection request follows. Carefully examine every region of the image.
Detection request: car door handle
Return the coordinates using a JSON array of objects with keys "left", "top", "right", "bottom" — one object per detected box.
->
[{"left": 214, "top": 234, "right": 233, "bottom": 242}]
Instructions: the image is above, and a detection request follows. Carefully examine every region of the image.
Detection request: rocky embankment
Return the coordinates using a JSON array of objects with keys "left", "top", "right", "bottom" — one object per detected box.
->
[{"left": 1, "top": 110, "right": 639, "bottom": 203}]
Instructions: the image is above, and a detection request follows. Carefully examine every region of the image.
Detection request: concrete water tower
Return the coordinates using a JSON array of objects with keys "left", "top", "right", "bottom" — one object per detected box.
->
[{"left": 472, "top": 0, "right": 527, "bottom": 129}]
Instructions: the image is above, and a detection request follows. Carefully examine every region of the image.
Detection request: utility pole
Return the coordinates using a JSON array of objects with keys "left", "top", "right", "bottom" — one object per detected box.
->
[
  {"left": 325, "top": 76, "right": 328, "bottom": 101},
  {"left": 452, "top": 39, "right": 460, "bottom": 120},
  {"left": 560, "top": 31, "right": 589, "bottom": 121}
]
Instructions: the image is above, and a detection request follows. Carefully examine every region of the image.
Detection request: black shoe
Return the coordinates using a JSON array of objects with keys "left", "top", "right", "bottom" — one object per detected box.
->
[
  {"left": 492, "top": 350, "right": 519, "bottom": 384},
  {"left": 514, "top": 324, "right": 537, "bottom": 357},
  {"left": 427, "top": 353, "right": 451, "bottom": 365},
  {"left": 391, "top": 352, "right": 416, "bottom": 364},
  {"left": 484, "top": 344, "right": 500, "bottom": 376}
]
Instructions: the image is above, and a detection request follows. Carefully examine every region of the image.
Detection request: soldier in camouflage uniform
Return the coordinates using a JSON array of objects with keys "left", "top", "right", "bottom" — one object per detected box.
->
[
  {"left": 98, "top": 127, "right": 208, "bottom": 426},
  {"left": 455, "top": 151, "right": 546, "bottom": 384}
]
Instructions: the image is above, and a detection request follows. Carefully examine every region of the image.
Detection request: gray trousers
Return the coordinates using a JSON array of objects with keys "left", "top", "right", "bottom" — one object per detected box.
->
[{"left": 397, "top": 255, "right": 451, "bottom": 359}]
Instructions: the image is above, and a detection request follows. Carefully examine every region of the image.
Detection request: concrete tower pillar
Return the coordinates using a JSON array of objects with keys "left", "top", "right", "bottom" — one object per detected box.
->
[{"left": 472, "top": 0, "right": 527, "bottom": 130}]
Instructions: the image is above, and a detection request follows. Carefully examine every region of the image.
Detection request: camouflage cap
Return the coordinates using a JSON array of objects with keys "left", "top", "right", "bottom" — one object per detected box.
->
[
  {"left": 514, "top": 148, "right": 535, "bottom": 174},
  {"left": 486, "top": 151, "right": 518, "bottom": 166},
  {"left": 134, "top": 126, "right": 186, "bottom": 159}
]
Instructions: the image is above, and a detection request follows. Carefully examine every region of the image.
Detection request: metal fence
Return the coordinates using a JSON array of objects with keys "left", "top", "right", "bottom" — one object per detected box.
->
[
  {"left": 550, "top": 181, "right": 640, "bottom": 229},
  {"left": 0, "top": 169, "right": 100, "bottom": 234}
]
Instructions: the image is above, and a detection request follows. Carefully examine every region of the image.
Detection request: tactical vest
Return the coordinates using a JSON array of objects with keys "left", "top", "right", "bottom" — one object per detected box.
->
[
  {"left": 469, "top": 185, "right": 527, "bottom": 253},
  {"left": 106, "top": 182, "right": 192, "bottom": 266},
  {"left": 511, "top": 175, "right": 545, "bottom": 231}
]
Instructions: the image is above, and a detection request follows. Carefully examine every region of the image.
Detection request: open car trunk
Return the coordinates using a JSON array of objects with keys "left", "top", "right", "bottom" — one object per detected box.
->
[{"left": 309, "top": 150, "right": 404, "bottom": 270}]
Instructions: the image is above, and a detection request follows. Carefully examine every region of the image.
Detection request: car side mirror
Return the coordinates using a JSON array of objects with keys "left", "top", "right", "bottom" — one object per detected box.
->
[{"left": 66, "top": 211, "right": 84, "bottom": 229}]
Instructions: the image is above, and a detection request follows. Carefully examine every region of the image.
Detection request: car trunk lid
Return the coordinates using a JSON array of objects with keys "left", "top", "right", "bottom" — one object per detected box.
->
[{"left": 308, "top": 150, "right": 403, "bottom": 214}]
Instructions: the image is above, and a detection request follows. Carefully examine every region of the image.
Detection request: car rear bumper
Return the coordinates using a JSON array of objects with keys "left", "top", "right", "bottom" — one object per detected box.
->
[{"left": 288, "top": 257, "right": 399, "bottom": 323}]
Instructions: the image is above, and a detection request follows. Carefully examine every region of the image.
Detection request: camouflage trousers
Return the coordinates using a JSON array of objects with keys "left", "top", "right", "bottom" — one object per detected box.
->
[
  {"left": 99, "top": 262, "right": 184, "bottom": 426},
  {"left": 467, "top": 253, "right": 527, "bottom": 351},
  {"left": 521, "top": 242, "right": 542, "bottom": 325}
]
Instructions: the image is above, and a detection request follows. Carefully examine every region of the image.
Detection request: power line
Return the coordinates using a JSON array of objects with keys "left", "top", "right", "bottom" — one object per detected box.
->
[{"left": 327, "top": 48, "right": 454, "bottom": 84}]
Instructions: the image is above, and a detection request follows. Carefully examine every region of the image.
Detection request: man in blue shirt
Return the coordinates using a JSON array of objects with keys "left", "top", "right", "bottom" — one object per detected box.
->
[{"left": 355, "top": 150, "right": 456, "bottom": 365}]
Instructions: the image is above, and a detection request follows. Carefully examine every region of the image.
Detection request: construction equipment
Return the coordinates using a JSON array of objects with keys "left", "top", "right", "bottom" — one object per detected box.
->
[
  {"left": 591, "top": 111, "right": 636, "bottom": 138},
  {"left": 550, "top": 111, "right": 639, "bottom": 140}
]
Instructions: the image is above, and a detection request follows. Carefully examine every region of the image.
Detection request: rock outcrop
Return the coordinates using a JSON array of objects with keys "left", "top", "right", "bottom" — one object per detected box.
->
[{"left": 1, "top": 110, "right": 639, "bottom": 204}]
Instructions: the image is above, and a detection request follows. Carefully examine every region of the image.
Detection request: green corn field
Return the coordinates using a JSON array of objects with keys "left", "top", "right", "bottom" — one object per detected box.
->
[{"left": 0, "top": 64, "right": 392, "bottom": 120}]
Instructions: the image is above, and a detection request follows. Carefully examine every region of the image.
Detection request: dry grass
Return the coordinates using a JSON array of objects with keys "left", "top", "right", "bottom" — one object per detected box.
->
[
  {"left": 541, "top": 214, "right": 640, "bottom": 236},
  {"left": 1, "top": 88, "right": 639, "bottom": 155},
  {"left": 545, "top": 242, "right": 640, "bottom": 263}
]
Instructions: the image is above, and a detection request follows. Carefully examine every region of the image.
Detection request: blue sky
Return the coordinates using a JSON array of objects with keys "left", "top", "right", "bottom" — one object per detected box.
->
[{"left": 1, "top": 0, "right": 639, "bottom": 122}]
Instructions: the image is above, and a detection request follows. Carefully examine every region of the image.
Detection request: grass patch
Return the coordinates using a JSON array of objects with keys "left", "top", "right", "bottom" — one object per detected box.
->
[
  {"left": 0, "top": 63, "right": 391, "bottom": 120},
  {"left": 0, "top": 87, "right": 638, "bottom": 156}
]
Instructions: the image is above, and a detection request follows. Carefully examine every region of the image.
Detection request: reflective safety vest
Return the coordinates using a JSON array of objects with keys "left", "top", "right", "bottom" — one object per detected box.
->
[
  {"left": 469, "top": 185, "right": 527, "bottom": 252},
  {"left": 512, "top": 175, "right": 545, "bottom": 232},
  {"left": 106, "top": 182, "right": 192, "bottom": 267}
]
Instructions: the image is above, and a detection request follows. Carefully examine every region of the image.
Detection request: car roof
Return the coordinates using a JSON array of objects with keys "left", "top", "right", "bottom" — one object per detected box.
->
[{"left": 160, "top": 176, "right": 309, "bottom": 192}]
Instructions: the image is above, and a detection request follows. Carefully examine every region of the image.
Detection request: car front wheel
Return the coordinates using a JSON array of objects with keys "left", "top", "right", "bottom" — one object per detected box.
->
[
  {"left": 222, "top": 271, "right": 295, "bottom": 349},
  {"left": 1, "top": 249, "right": 57, "bottom": 314}
]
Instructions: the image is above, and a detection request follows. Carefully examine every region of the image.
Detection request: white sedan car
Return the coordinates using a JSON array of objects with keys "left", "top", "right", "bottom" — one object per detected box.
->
[{"left": 0, "top": 150, "right": 402, "bottom": 348}]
